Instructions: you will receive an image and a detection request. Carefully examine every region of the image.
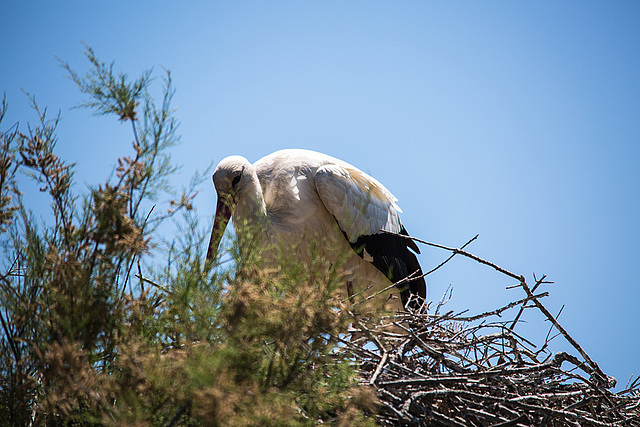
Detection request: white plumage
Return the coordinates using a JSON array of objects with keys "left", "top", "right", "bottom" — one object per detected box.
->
[{"left": 207, "top": 148, "right": 425, "bottom": 312}]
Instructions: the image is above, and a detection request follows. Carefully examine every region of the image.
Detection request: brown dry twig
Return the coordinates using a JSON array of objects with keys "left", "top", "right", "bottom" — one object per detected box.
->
[{"left": 351, "top": 234, "right": 639, "bottom": 426}]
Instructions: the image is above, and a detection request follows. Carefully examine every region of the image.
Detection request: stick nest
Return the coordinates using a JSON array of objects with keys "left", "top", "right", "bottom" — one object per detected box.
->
[{"left": 347, "top": 236, "right": 640, "bottom": 426}]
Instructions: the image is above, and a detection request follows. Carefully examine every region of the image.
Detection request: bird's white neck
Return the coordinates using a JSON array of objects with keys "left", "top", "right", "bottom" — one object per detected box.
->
[{"left": 233, "top": 173, "right": 268, "bottom": 236}]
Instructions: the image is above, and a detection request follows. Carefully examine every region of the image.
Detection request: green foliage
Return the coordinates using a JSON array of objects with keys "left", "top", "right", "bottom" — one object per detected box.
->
[
  {"left": 0, "top": 47, "right": 376, "bottom": 425},
  {"left": 59, "top": 44, "right": 151, "bottom": 122}
]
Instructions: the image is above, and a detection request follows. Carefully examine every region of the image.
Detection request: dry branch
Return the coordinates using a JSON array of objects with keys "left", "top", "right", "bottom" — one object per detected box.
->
[{"left": 350, "top": 235, "right": 640, "bottom": 426}]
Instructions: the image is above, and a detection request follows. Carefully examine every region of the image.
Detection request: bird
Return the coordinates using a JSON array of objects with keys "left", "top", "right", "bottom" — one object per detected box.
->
[{"left": 206, "top": 148, "right": 426, "bottom": 313}]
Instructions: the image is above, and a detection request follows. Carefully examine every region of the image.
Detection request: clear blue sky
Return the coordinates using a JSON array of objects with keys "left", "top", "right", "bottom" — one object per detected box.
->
[{"left": 2, "top": 2, "right": 639, "bottom": 389}]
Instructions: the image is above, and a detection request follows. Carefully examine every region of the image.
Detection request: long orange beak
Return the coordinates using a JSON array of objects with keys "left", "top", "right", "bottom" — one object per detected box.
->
[{"left": 206, "top": 198, "right": 232, "bottom": 262}]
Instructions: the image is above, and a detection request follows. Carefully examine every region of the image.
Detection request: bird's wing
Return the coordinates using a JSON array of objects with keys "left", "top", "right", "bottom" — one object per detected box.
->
[
  {"left": 315, "top": 163, "right": 425, "bottom": 307},
  {"left": 314, "top": 164, "right": 403, "bottom": 242}
]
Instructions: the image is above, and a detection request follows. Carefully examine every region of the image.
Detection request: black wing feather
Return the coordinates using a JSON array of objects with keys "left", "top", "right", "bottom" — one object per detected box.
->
[{"left": 348, "top": 227, "right": 426, "bottom": 309}]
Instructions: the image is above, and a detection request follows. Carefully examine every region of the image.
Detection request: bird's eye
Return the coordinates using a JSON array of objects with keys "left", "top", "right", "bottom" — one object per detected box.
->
[{"left": 231, "top": 173, "right": 242, "bottom": 189}]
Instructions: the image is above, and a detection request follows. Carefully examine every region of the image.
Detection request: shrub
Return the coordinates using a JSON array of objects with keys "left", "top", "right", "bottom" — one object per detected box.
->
[{"left": 0, "top": 47, "right": 376, "bottom": 426}]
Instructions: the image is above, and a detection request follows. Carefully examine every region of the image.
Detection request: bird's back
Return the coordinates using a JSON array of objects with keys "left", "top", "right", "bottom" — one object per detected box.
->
[
  {"left": 252, "top": 149, "right": 424, "bottom": 311},
  {"left": 253, "top": 149, "right": 345, "bottom": 232}
]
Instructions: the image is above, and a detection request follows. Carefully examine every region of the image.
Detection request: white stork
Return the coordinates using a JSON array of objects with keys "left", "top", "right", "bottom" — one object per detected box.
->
[{"left": 206, "top": 149, "right": 426, "bottom": 312}]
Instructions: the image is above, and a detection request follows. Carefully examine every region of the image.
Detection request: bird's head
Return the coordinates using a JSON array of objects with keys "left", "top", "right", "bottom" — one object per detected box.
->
[{"left": 207, "top": 156, "right": 253, "bottom": 262}]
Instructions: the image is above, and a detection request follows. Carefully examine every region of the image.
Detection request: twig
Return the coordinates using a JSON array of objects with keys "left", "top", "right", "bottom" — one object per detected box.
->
[
  {"left": 518, "top": 278, "right": 613, "bottom": 388},
  {"left": 347, "top": 234, "right": 638, "bottom": 425},
  {"left": 456, "top": 292, "right": 548, "bottom": 322},
  {"left": 508, "top": 273, "right": 552, "bottom": 331},
  {"left": 382, "top": 230, "right": 522, "bottom": 281}
]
